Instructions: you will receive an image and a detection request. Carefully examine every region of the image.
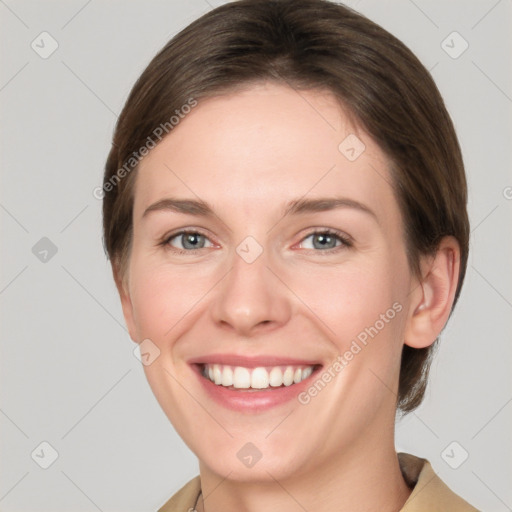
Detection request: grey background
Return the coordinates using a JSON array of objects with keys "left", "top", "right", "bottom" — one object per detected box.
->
[{"left": 0, "top": 0, "right": 511, "bottom": 510}]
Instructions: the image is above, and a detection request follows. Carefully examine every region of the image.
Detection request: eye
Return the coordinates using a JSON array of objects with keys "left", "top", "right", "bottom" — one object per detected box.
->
[
  {"left": 298, "top": 229, "right": 352, "bottom": 251},
  {"left": 163, "top": 230, "right": 214, "bottom": 253},
  {"left": 160, "top": 228, "right": 352, "bottom": 254}
]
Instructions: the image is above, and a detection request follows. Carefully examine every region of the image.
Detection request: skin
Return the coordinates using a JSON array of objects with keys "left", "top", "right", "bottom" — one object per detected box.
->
[{"left": 114, "top": 82, "right": 460, "bottom": 512}]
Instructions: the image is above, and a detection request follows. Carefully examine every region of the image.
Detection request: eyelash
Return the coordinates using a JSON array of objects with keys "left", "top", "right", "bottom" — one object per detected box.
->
[{"left": 159, "top": 228, "right": 353, "bottom": 255}]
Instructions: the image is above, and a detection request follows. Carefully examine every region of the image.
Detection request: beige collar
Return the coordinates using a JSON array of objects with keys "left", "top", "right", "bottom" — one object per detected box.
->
[{"left": 158, "top": 452, "right": 479, "bottom": 511}]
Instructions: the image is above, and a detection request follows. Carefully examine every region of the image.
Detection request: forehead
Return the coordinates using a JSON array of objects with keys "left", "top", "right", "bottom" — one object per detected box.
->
[{"left": 134, "top": 82, "right": 398, "bottom": 223}]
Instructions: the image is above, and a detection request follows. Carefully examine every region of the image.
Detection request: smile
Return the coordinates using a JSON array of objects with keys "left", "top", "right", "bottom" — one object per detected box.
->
[
  {"left": 201, "top": 363, "right": 316, "bottom": 390},
  {"left": 188, "top": 353, "right": 323, "bottom": 411}
]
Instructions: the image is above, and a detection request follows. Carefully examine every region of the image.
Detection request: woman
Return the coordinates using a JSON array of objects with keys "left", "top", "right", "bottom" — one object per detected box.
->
[{"left": 102, "top": 0, "right": 479, "bottom": 510}]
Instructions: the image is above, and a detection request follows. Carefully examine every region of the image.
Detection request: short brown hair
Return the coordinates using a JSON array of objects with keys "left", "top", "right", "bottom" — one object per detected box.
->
[{"left": 102, "top": 0, "right": 470, "bottom": 415}]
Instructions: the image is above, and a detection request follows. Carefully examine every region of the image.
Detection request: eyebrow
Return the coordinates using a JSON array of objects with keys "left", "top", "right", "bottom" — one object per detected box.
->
[{"left": 142, "top": 196, "right": 378, "bottom": 223}]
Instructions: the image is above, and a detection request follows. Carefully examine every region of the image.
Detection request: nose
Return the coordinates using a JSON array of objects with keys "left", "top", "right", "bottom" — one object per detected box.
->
[{"left": 210, "top": 243, "right": 292, "bottom": 336}]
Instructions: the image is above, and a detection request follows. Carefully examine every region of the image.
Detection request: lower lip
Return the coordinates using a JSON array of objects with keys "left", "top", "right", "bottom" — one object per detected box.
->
[{"left": 191, "top": 364, "right": 322, "bottom": 413}]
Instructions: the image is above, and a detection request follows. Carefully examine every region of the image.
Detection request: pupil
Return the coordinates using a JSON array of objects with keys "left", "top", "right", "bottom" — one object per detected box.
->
[
  {"left": 314, "top": 234, "right": 334, "bottom": 249},
  {"left": 183, "top": 233, "right": 204, "bottom": 249}
]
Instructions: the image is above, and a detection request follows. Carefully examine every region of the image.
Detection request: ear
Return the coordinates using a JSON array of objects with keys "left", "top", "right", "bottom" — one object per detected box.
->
[
  {"left": 404, "top": 236, "right": 461, "bottom": 349},
  {"left": 112, "top": 262, "right": 139, "bottom": 344}
]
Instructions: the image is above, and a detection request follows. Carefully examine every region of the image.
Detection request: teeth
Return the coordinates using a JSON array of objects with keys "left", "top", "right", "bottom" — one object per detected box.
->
[
  {"left": 213, "top": 364, "right": 222, "bottom": 385},
  {"left": 302, "top": 366, "right": 313, "bottom": 380},
  {"left": 233, "top": 366, "right": 251, "bottom": 388},
  {"left": 283, "top": 366, "right": 294, "bottom": 386},
  {"left": 269, "top": 367, "right": 283, "bottom": 387},
  {"left": 221, "top": 365, "right": 233, "bottom": 386},
  {"left": 202, "top": 363, "right": 316, "bottom": 389},
  {"left": 251, "top": 367, "right": 269, "bottom": 389}
]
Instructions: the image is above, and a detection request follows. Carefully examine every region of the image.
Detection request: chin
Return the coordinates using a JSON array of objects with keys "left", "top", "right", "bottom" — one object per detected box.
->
[{"left": 195, "top": 438, "right": 313, "bottom": 483}]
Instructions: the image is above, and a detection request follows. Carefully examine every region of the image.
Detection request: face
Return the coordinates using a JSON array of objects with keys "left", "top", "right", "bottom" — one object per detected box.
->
[{"left": 118, "top": 82, "right": 418, "bottom": 482}]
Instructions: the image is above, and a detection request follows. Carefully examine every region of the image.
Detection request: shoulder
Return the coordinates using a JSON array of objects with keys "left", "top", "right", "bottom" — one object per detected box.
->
[
  {"left": 157, "top": 475, "right": 201, "bottom": 512},
  {"left": 398, "top": 452, "right": 480, "bottom": 511}
]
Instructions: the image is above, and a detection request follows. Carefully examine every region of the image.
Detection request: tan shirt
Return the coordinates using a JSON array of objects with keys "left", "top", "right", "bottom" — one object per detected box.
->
[{"left": 158, "top": 452, "right": 480, "bottom": 511}]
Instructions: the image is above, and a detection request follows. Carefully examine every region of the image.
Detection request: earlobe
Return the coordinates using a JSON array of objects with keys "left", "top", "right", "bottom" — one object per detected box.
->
[
  {"left": 112, "top": 264, "right": 139, "bottom": 344},
  {"left": 404, "top": 236, "right": 460, "bottom": 349}
]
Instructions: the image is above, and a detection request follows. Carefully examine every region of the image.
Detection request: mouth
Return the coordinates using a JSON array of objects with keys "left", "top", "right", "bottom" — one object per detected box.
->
[
  {"left": 198, "top": 363, "right": 320, "bottom": 390},
  {"left": 189, "top": 360, "right": 323, "bottom": 412}
]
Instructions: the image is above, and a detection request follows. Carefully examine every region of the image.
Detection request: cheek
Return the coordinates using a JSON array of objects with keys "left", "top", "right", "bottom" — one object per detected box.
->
[
  {"left": 129, "top": 263, "right": 207, "bottom": 341},
  {"left": 285, "top": 255, "right": 408, "bottom": 390},
  {"left": 288, "top": 259, "right": 399, "bottom": 339}
]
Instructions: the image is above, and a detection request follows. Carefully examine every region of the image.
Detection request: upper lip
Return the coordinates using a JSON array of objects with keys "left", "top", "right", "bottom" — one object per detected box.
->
[{"left": 188, "top": 353, "right": 323, "bottom": 368}]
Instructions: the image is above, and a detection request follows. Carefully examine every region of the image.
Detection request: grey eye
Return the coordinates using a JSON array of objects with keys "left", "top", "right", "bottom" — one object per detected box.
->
[
  {"left": 301, "top": 232, "right": 342, "bottom": 250},
  {"left": 168, "top": 232, "right": 213, "bottom": 250}
]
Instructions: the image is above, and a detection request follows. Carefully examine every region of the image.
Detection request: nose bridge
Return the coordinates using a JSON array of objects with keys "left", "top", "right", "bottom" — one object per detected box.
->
[{"left": 210, "top": 235, "right": 291, "bottom": 334}]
